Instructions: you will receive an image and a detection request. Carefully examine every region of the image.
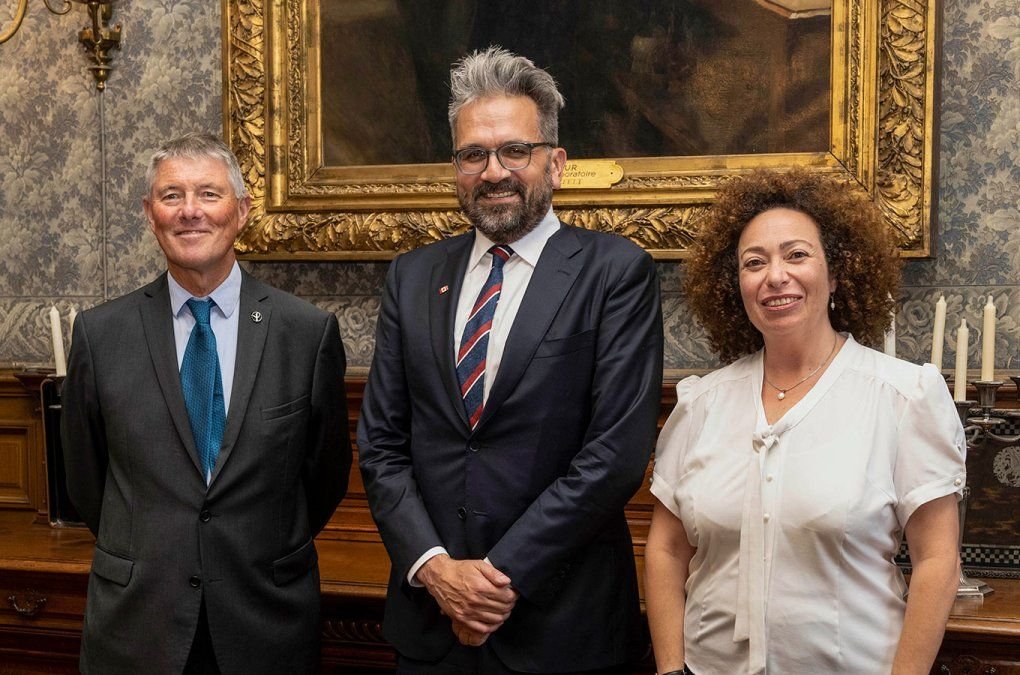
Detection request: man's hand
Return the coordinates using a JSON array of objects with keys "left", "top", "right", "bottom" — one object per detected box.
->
[
  {"left": 416, "top": 554, "right": 518, "bottom": 640},
  {"left": 452, "top": 619, "right": 490, "bottom": 647}
]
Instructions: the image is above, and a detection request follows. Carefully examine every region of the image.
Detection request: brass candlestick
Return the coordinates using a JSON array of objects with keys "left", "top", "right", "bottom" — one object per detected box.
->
[
  {"left": 0, "top": 2, "right": 121, "bottom": 90},
  {"left": 76, "top": 1, "right": 121, "bottom": 90}
]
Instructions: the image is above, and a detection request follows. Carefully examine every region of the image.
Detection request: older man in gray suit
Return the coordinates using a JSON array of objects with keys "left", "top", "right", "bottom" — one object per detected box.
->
[{"left": 61, "top": 132, "right": 350, "bottom": 674}]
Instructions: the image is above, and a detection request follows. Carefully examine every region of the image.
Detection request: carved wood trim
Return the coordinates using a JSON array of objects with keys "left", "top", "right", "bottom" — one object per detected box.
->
[{"left": 222, "top": 0, "right": 939, "bottom": 259}]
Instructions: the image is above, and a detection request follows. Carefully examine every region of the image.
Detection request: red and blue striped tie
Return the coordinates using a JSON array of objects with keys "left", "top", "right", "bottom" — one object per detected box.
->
[{"left": 457, "top": 245, "right": 514, "bottom": 429}]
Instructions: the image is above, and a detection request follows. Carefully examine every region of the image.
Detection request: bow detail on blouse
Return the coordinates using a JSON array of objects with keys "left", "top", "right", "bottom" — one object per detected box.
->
[{"left": 734, "top": 428, "right": 778, "bottom": 675}]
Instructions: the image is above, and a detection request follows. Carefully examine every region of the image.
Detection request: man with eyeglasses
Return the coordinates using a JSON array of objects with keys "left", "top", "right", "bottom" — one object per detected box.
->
[{"left": 359, "top": 46, "right": 663, "bottom": 674}]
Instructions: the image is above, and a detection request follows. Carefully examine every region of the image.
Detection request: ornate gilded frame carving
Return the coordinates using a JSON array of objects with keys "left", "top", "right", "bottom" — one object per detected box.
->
[{"left": 222, "top": 0, "right": 939, "bottom": 260}]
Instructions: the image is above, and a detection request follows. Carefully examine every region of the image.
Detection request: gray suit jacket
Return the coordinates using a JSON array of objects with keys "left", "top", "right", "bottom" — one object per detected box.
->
[{"left": 61, "top": 270, "right": 350, "bottom": 675}]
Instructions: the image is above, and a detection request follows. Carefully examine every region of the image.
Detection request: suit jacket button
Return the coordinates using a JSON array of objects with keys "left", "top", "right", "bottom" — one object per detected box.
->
[
  {"left": 189, "top": 576, "right": 201, "bottom": 588},
  {"left": 457, "top": 507, "right": 467, "bottom": 520},
  {"left": 468, "top": 442, "right": 480, "bottom": 452},
  {"left": 199, "top": 509, "right": 212, "bottom": 522}
]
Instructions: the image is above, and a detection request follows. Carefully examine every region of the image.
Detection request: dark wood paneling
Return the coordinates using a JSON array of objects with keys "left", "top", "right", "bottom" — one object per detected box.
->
[{"left": 0, "top": 372, "right": 47, "bottom": 514}]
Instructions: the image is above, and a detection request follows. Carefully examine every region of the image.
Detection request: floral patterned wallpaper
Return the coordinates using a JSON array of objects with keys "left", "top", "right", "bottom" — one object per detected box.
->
[{"left": 1, "top": 0, "right": 1017, "bottom": 379}]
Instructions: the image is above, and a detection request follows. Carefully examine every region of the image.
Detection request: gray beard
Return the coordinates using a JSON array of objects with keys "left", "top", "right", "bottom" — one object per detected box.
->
[{"left": 458, "top": 168, "right": 553, "bottom": 245}]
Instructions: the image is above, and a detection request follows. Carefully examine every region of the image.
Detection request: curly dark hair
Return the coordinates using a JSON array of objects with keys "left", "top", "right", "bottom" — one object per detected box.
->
[{"left": 684, "top": 168, "right": 901, "bottom": 363}]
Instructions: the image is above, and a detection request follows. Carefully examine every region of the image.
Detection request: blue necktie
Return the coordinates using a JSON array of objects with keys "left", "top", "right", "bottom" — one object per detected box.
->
[
  {"left": 456, "top": 245, "right": 514, "bottom": 429},
  {"left": 181, "top": 298, "right": 226, "bottom": 481}
]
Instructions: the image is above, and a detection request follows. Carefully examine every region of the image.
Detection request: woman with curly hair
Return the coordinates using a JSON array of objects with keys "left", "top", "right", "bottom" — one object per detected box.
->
[{"left": 645, "top": 169, "right": 966, "bottom": 674}]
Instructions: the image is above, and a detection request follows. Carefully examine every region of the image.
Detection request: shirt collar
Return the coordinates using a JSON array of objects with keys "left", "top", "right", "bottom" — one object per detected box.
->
[
  {"left": 168, "top": 262, "right": 242, "bottom": 318},
  {"left": 467, "top": 208, "right": 560, "bottom": 273}
]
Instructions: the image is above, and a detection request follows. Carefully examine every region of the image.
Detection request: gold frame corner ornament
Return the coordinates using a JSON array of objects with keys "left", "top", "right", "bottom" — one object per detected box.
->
[{"left": 223, "top": 0, "right": 939, "bottom": 261}]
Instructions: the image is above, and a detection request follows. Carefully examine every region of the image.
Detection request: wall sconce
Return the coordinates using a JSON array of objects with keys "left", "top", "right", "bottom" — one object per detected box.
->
[{"left": 1, "top": 1, "right": 121, "bottom": 90}]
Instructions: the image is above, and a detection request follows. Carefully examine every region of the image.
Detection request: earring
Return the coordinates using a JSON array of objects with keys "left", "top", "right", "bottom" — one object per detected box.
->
[{"left": 829, "top": 295, "right": 835, "bottom": 311}]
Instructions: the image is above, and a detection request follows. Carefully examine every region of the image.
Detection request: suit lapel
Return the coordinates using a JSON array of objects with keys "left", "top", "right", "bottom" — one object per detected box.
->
[
  {"left": 139, "top": 274, "right": 204, "bottom": 476},
  {"left": 477, "top": 224, "right": 583, "bottom": 430},
  {"left": 212, "top": 270, "right": 271, "bottom": 484},
  {"left": 430, "top": 235, "right": 474, "bottom": 429}
]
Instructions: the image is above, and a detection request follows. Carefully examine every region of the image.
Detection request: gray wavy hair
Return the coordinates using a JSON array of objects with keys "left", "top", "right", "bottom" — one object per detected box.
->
[
  {"left": 448, "top": 46, "right": 565, "bottom": 147},
  {"left": 146, "top": 132, "right": 247, "bottom": 199}
]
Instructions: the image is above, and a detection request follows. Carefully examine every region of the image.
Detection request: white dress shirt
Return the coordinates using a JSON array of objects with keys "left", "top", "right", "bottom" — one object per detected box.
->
[
  {"left": 407, "top": 209, "right": 561, "bottom": 585},
  {"left": 168, "top": 262, "right": 242, "bottom": 442},
  {"left": 651, "top": 335, "right": 966, "bottom": 675},
  {"left": 452, "top": 209, "right": 561, "bottom": 402}
]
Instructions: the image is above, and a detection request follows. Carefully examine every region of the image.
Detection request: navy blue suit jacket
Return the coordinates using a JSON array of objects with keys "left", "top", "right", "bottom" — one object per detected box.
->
[{"left": 358, "top": 223, "right": 663, "bottom": 672}]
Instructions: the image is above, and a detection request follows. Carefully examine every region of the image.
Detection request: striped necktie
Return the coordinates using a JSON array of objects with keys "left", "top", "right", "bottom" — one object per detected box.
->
[
  {"left": 180, "top": 298, "right": 226, "bottom": 482},
  {"left": 457, "top": 245, "right": 514, "bottom": 429}
]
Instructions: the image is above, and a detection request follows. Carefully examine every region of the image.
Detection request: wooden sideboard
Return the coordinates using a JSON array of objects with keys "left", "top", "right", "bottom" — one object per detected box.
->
[{"left": 1, "top": 370, "right": 1018, "bottom": 674}]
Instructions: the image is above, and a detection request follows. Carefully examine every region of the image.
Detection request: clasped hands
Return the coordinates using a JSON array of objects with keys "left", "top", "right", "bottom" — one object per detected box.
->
[{"left": 416, "top": 554, "right": 518, "bottom": 647}]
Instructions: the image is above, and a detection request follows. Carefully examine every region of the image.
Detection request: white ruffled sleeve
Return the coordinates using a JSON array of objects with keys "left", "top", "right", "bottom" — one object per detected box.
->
[
  {"left": 650, "top": 375, "right": 703, "bottom": 518},
  {"left": 894, "top": 363, "right": 968, "bottom": 526}
]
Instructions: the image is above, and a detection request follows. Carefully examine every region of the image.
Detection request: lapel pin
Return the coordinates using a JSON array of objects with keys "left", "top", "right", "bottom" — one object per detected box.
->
[
  {"left": 250, "top": 311, "right": 263, "bottom": 323},
  {"left": 439, "top": 285, "right": 449, "bottom": 295}
]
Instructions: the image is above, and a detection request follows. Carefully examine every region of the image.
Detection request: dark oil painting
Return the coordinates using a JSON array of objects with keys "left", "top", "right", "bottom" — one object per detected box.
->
[{"left": 318, "top": 0, "right": 832, "bottom": 167}]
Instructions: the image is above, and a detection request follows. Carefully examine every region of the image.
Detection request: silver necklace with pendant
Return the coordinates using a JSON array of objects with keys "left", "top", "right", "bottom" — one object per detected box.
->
[{"left": 763, "top": 335, "right": 839, "bottom": 401}]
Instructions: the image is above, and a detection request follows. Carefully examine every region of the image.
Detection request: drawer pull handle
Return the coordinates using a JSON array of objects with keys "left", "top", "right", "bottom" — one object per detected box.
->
[{"left": 7, "top": 590, "right": 48, "bottom": 617}]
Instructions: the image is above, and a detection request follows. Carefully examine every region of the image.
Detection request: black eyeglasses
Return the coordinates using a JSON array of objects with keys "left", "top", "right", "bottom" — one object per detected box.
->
[{"left": 453, "top": 141, "right": 554, "bottom": 175}]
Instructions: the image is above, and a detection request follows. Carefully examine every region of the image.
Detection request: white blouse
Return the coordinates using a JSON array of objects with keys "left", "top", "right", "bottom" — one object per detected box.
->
[{"left": 651, "top": 335, "right": 966, "bottom": 675}]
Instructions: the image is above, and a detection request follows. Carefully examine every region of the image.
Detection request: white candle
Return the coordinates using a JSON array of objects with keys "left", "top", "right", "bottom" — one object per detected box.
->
[
  {"left": 930, "top": 295, "right": 946, "bottom": 370},
  {"left": 67, "top": 307, "right": 78, "bottom": 354},
  {"left": 49, "top": 305, "right": 67, "bottom": 377},
  {"left": 980, "top": 295, "right": 996, "bottom": 381},
  {"left": 884, "top": 303, "right": 896, "bottom": 357},
  {"left": 953, "top": 319, "right": 968, "bottom": 401}
]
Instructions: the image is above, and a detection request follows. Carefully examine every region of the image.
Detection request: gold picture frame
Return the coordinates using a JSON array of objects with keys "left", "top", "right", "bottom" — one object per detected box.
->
[{"left": 222, "top": 0, "right": 939, "bottom": 260}]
